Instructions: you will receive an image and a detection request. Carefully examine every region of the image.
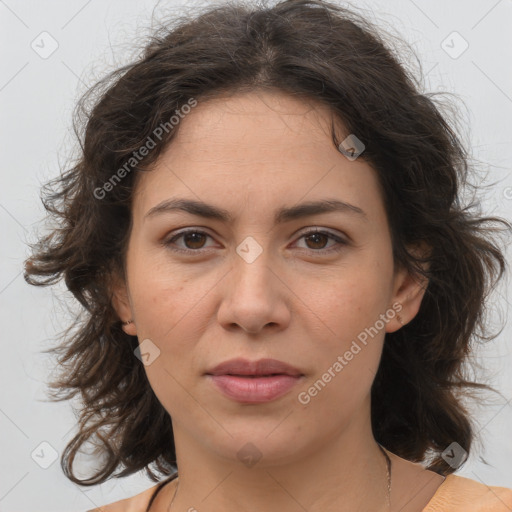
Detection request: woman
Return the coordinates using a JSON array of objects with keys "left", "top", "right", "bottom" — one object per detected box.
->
[{"left": 24, "top": 1, "right": 512, "bottom": 511}]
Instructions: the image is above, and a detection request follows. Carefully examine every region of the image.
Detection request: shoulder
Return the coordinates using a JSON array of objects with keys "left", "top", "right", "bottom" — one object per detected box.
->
[
  {"left": 423, "top": 474, "right": 512, "bottom": 512},
  {"left": 86, "top": 483, "right": 161, "bottom": 512}
]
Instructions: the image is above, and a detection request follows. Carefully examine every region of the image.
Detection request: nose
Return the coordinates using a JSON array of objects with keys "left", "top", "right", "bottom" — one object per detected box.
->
[{"left": 216, "top": 246, "right": 291, "bottom": 335}]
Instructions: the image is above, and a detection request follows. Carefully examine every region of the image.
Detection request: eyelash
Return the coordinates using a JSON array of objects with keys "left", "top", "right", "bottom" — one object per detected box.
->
[{"left": 162, "top": 228, "right": 348, "bottom": 255}]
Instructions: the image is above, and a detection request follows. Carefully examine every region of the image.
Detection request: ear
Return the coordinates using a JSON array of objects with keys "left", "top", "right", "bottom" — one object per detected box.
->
[
  {"left": 110, "top": 271, "right": 137, "bottom": 336},
  {"left": 385, "top": 242, "right": 430, "bottom": 333}
]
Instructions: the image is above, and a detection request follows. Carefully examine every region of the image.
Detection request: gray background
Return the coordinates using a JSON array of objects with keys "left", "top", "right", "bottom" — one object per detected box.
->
[{"left": 1, "top": 0, "right": 511, "bottom": 510}]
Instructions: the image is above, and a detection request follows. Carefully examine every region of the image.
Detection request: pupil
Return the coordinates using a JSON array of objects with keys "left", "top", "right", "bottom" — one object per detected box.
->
[
  {"left": 307, "top": 233, "right": 326, "bottom": 249},
  {"left": 185, "top": 232, "right": 205, "bottom": 249}
]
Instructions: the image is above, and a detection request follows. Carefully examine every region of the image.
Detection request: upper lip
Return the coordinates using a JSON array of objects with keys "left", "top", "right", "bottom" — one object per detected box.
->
[{"left": 205, "top": 358, "right": 303, "bottom": 377}]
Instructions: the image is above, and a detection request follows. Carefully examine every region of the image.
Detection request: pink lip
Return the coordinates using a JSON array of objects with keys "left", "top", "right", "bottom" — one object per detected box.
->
[
  {"left": 205, "top": 358, "right": 304, "bottom": 403},
  {"left": 207, "top": 374, "right": 302, "bottom": 403}
]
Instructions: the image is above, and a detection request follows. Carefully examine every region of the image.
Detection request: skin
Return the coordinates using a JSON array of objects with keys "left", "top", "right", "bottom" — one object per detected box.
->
[{"left": 111, "top": 89, "right": 445, "bottom": 512}]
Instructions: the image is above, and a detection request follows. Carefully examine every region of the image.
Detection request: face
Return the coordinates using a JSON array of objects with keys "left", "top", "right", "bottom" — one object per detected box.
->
[{"left": 113, "top": 89, "right": 426, "bottom": 467}]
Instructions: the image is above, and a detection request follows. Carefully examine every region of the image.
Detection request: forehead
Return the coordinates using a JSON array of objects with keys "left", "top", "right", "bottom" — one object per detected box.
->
[
  {"left": 133, "top": 90, "right": 386, "bottom": 225},
  {"left": 168, "top": 90, "right": 341, "bottom": 159}
]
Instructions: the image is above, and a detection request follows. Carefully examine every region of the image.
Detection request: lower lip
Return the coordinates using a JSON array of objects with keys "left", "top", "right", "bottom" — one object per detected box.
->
[{"left": 207, "top": 374, "right": 302, "bottom": 403}]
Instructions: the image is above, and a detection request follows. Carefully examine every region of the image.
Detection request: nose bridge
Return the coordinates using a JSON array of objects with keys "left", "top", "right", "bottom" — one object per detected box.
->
[
  {"left": 232, "top": 235, "right": 275, "bottom": 299},
  {"left": 217, "top": 235, "right": 289, "bottom": 333}
]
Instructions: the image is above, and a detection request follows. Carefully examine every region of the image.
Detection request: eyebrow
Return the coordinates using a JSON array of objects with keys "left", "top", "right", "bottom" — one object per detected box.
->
[{"left": 144, "top": 198, "right": 367, "bottom": 224}]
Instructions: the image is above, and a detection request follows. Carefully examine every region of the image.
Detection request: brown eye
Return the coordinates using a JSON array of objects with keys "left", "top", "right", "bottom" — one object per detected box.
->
[
  {"left": 163, "top": 229, "right": 215, "bottom": 253},
  {"left": 181, "top": 231, "right": 208, "bottom": 249},
  {"left": 304, "top": 232, "right": 330, "bottom": 250},
  {"left": 295, "top": 229, "right": 348, "bottom": 254}
]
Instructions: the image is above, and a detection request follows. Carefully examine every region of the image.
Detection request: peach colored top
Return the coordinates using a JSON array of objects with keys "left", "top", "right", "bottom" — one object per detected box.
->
[
  {"left": 421, "top": 474, "right": 512, "bottom": 511},
  {"left": 90, "top": 474, "right": 512, "bottom": 511}
]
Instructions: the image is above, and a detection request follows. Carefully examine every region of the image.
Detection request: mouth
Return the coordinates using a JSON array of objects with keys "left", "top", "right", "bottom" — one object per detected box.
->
[{"left": 205, "top": 358, "right": 304, "bottom": 403}]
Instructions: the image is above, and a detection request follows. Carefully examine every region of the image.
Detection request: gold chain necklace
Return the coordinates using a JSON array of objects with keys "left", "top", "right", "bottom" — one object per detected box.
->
[{"left": 378, "top": 443, "right": 393, "bottom": 511}]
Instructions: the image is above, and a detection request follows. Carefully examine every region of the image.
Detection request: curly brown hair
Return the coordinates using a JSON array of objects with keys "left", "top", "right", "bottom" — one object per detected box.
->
[{"left": 24, "top": 0, "right": 511, "bottom": 486}]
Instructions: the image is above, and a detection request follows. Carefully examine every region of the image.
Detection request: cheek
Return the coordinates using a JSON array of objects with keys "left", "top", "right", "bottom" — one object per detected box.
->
[
  {"left": 297, "top": 259, "right": 391, "bottom": 397},
  {"left": 308, "top": 263, "right": 391, "bottom": 341},
  {"left": 294, "top": 327, "right": 382, "bottom": 442},
  {"left": 127, "top": 246, "right": 209, "bottom": 339}
]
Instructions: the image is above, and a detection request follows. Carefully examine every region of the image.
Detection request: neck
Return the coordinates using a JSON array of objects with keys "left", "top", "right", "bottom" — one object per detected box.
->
[{"left": 168, "top": 407, "right": 390, "bottom": 512}]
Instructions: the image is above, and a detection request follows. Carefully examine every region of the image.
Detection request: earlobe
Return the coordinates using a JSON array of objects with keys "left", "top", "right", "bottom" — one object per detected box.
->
[
  {"left": 111, "top": 273, "right": 137, "bottom": 336},
  {"left": 121, "top": 319, "right": 136, "bottom": 336},
  {"left": 386, "top": 243, "right": 430, "bottom": 333}
]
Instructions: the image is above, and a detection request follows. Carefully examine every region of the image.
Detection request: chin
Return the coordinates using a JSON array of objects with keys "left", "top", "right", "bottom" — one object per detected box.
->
[{"left": 204, "top": 423, "right": 313, "bottom": 468}]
